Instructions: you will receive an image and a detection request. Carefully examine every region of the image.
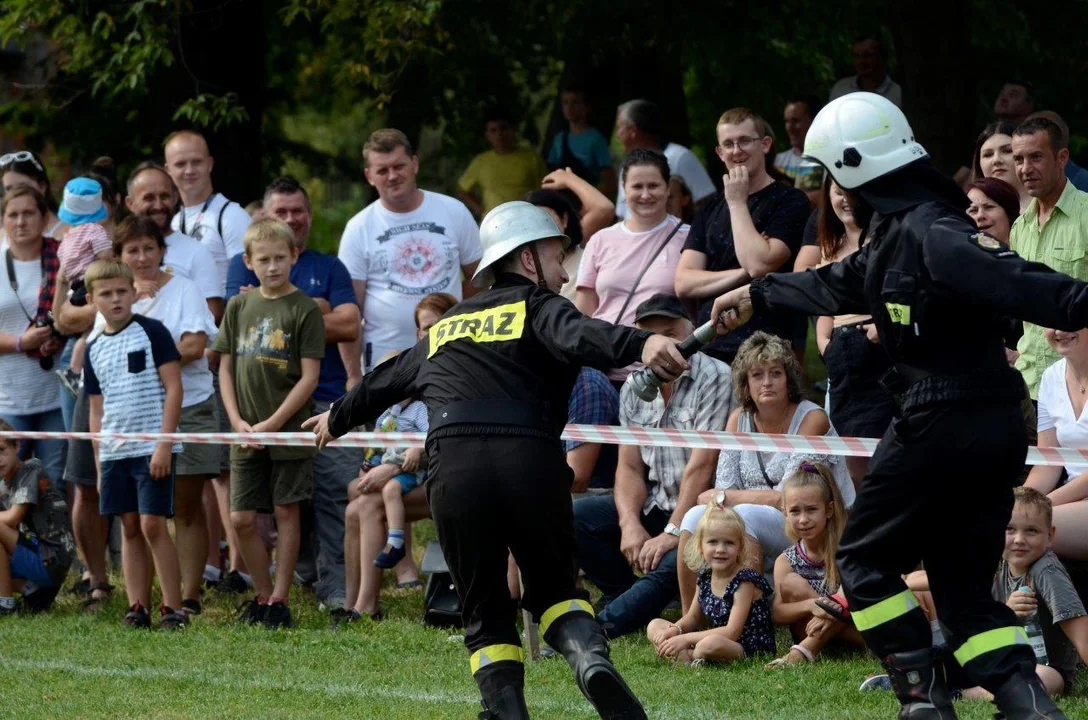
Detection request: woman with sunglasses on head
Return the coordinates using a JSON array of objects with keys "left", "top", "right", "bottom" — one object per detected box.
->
[
  {"left": 0, "top": 186, "right": 66, "bottom": 490},
  {"left": 1, "top": 151, "right": 68, "bottom": 240}
]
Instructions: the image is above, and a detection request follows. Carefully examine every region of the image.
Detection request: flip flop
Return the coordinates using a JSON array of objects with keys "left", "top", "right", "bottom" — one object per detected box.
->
[{"left": 814, "top": 593, "right": 852, "bottom": 625}]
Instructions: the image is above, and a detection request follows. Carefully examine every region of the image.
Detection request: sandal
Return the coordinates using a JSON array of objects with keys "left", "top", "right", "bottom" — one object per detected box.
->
[
  {"left": 766, "top": 644, "right": 815, "bottom": 668},
  {"left": 68, "top": 577, "right": 92, "bottom": 597},
  {"left": 80, "top": 583, "right": 115, "bottom": 613},
  {"left": 814, "top": 593, "right": 852, "bottom": 625},
  {"left": 395, "top": 579, "right": 423, "bottom": 592}
]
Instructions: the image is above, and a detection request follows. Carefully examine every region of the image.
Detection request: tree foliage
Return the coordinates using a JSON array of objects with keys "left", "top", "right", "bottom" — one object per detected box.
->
[{"left": 2, "top": 0, "right": 1088, "bottom": 200}]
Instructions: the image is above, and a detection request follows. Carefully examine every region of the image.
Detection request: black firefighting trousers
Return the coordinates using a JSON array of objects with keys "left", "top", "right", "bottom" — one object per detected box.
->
[
  {"left": 839, "top": 399, "right": 1038, "bottom": 691},
  {"left": 426, "top": 433, "right": 594, "bottom": 673}
]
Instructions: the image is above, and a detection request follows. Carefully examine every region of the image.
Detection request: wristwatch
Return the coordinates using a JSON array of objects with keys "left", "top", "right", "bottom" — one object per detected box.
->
[{"left": 663, "top": 523, "right": 681, "bottom": 537}]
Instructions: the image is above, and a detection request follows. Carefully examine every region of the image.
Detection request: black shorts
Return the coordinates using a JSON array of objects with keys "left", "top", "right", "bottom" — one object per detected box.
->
[{"left": 825, "top": 325, "right": 897, "bottom": 439}]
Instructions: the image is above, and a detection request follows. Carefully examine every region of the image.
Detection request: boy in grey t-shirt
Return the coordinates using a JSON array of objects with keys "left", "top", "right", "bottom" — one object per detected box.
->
[
  {"left": 0, "top": 421, "right": 75, "bottom": 614},
  {"left": 963, "top": 487, "right": 1088, "bottom": 700}
]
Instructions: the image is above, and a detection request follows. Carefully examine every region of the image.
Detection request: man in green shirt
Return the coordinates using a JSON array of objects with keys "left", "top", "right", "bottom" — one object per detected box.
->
[{"left": 1010, "top": 117, "right": 1088, "bottom": 398}]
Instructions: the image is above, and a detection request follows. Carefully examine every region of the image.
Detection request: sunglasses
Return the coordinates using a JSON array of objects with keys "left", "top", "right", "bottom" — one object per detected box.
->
[{"left": 0, "top": 151, "right": 44, "bottom": 173}]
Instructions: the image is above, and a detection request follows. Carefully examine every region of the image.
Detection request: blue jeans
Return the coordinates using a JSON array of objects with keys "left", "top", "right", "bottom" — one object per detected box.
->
[
  {"left": 0, "top": 408, "right": 67, "bottom": 492},
  {"left": 573, "top": 494, "right": 678, "bottom": 638},
  {"left": 57, "top": 339, "right": 77, "bottom": 430},
  {"left": 295, "top": 400, "right": 364, "bottom": 606}
]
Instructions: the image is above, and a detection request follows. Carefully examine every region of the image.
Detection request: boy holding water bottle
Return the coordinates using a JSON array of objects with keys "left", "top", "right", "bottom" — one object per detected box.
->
[{"left": 965, "top": 487, "right": 1088, "bottom": 699}]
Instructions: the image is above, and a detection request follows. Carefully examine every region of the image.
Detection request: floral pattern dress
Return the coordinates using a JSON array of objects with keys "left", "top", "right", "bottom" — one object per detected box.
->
[{"left": 697, "top": 567, "right": 776, "bottom": 656}]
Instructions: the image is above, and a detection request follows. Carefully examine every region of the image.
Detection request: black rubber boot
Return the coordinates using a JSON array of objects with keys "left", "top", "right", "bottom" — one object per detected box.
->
[
  {"left": 991, "top": 663, "right": 1067, "bottom": 720},
  {"left": 475, "top": 663, "right": 530, "bottom": 720},
  {"left": 882, "top": 647, "right": 959, "bottom": 720},
  {"left": 544, "top": 613, "right": 647, "bottom": 720}
]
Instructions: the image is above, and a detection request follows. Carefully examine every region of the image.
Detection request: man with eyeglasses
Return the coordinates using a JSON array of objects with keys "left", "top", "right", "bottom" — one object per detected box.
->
[{"left": 674, "top": 107, "right": 810, "bottom": 364}]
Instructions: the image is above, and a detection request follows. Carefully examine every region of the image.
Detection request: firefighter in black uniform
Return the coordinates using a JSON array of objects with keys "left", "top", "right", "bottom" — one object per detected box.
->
[
  {"left": 712, "top": 93, "right": 1086, "bottom": 720},
  {"left": 304, "top": 201, "right": 687, "bottom": 720}
]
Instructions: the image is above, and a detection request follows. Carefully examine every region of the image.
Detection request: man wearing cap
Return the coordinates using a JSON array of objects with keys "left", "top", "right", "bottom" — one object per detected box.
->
[
  {"left": 712, "top": 92, "right": 1088, "bottom": 719},
  {"left": 573, "top": 294, "right": 731, "bottom": 640},
  {"left": 304, "top": 201, "right": 687, "bottom": 719}
]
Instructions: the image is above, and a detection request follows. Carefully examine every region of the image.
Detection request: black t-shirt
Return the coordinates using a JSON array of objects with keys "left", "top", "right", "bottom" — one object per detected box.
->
[
  {"left": 684, "top": 183, "right": 810, "bottom": 362},
  {"left": 802, "top": 209, "right": 818, "bottom": 248}
]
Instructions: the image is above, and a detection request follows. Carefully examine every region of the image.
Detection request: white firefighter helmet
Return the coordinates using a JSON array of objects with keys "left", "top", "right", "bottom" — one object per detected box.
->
[
  {"left": 471, "top": 201, "right": 571, "bottom": 289},
  {"left": 803, "top": 92, "right": 928, "bottom": 189}
]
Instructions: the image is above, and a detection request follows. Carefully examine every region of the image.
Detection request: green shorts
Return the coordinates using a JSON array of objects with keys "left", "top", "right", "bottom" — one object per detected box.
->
[
  {"left": 230, "top": 451, "right": 313, "bottom": 513},
  {"left": 175, "top": 394, "right": 220, "bottom": 477}
]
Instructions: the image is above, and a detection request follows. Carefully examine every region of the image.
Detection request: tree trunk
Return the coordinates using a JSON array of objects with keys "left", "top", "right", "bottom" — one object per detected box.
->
[
  {"left": 886, "top": 0, "right": 973, "bottom": 175},
  {"left": 172, "top": 0, "right": 267, "bottom": 204}
]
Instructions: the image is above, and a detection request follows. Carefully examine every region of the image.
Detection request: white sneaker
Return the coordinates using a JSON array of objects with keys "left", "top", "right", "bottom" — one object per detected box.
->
[{"left": 859, "top": 674, "right": 892, "bottom": 692}]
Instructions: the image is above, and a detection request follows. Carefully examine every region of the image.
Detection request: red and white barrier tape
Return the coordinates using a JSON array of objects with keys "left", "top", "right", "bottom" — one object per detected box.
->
[{"left": 0, "top": 426, "right": 1082, "bottom": 467}]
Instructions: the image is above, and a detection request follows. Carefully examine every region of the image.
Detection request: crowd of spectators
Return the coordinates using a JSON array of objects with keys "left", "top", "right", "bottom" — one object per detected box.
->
[{"left": 2, "top": 36, "right": 1088, "bottom": 705}]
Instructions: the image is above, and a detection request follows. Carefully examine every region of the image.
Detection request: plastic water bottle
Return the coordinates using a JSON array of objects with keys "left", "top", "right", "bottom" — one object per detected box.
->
[{"left": 1019, "top": 585, "right": 1049, "bottom": 664}]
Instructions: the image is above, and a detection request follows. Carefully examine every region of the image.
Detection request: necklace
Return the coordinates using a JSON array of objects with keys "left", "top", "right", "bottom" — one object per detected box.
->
[{"left": 1068, "top": 363, "right": 1088, "bottom": 394}]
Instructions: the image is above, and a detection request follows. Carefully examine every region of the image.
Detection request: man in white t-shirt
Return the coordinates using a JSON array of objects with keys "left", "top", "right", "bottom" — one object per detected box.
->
[
  {"left": 614, "top": 99, "right": 716, "bottom": 218},
  {"left": 126, "top": 161, "right": 224, "bottom": 323},
  {"left": 338, "top": 128, "right": 482, "bottom": 375},
  {"left": 164, "top": 130, "right": 252, "bottom": 292}
]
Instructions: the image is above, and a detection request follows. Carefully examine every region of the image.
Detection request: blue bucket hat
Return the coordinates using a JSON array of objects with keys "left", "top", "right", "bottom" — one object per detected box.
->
[{"left": 58, "top": 177, "right": 108, "bottom": 225}]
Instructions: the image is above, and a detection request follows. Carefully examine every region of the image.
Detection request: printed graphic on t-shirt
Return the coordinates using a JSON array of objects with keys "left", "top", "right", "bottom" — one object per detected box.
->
[
  {"left": 373, "top": 222, "right": 458, "bottom": 296},
  {"left": 237, "top": 317, "right": 294, "bottom": 370}
]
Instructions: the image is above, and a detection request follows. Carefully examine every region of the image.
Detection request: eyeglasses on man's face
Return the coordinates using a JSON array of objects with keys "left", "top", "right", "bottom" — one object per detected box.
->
[{"left": 718, "top": 136, "right": 764, "bottom": 152}]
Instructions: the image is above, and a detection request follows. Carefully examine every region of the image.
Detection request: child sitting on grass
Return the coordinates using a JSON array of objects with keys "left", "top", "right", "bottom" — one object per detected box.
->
[
  {"left": 962, "top": 487, "right": 1088, "bottom": 700},
  {"left": 767, "top": 461, "right": 864, "bottom": 667},
  {"left": 0, "top": 419, "right": 75, "bottom": 615},
  {"left": 647, "top": 503, "right": 775, "bottom": 665},
  {"left": 864, "top": 487, "right": 1088, "bottom": 700}
]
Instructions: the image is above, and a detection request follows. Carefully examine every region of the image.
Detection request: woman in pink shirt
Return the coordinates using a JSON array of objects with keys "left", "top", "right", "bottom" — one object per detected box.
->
[{"left": 576, "top": 148, "right": 690, "bottom": 384}]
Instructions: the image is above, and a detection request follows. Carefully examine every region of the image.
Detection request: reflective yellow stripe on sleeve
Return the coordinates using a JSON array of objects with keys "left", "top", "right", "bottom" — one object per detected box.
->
[
  {"left": 539, "top": 598, "right": 594, "bottom": 637},
  {"left": 953, "top": 626, "right": 1030, "bottom": 667},
  {"left": 469, "top": 644, "right": 524, "bottom": 675},
  {"left": 852, "top": 590, "right": 920, "bottom": 632}
]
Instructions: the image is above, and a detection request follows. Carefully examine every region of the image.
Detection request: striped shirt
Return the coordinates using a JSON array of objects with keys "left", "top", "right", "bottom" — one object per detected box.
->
[{"left": 84, "top": 314, "right": 182, "bottom": 461}]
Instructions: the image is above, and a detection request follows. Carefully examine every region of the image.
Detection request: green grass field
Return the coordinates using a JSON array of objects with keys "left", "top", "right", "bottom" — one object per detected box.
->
[{"left": 3, "top": 519, "right": 1087, "bottom": 719}]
